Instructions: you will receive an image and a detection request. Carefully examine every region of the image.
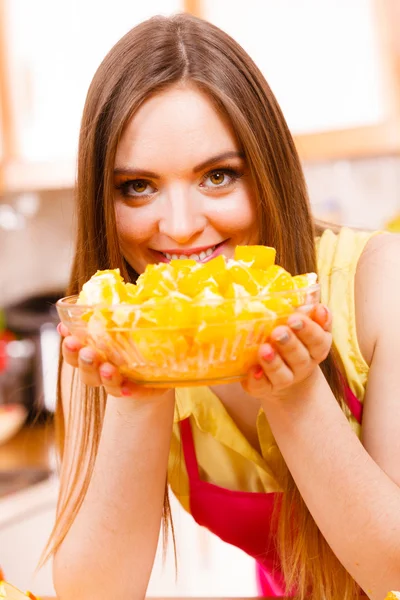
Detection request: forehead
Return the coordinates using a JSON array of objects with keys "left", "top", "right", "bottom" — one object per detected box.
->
[{"left": 115, "top": 85, "right": 240, "bottom": 170}]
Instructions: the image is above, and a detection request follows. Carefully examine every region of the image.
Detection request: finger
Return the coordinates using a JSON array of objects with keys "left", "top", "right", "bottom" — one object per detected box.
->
[
  {"left": 287, "top": 314, "right": 332, "bottom": 363},
  {"left": 310, "top": 304, "right": 332, "bottom": 332},
  {"left": 62, "top": 336, "right": 83, "bottom": 368},
  {"left": 118, "top": 379, "right": 173, "bottom": 401},
  {"left": 242, "top": 365, "right": 270, "bottom": 397},
  {"left": 99, "top": 362, "right": 124, "bottom": 395},
  {"left": 258, "top": 343, "right": 294, "bottom": 388},
  {"left": 100, "top": 365, "right": 170, "bottom": 399},
  {"left": 269, "top": 325, "right": 311, "bottom": 374},
  {"left": 57, "top": 322, "right": 70, "bottom": 338},
  {"left": 78, "top": 347, "right": 102, "bottom": 387}
]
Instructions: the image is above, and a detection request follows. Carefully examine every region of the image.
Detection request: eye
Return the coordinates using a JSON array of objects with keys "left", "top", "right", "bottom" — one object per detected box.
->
[
  {"left": 116, "top": 179, "right": 156, "bottom": 198},
  {"left": 200, "top": 168, "right": 241, "bottom": 189}
]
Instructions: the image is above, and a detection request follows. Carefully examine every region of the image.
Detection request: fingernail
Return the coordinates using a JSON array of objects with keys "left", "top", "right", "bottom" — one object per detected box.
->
[
  {"left": 57, "top": 323, "right": 63, "bottom": 335},
  {"left": 273, "top": 331, "right": 290, "bottom": 344},
  {"left": 288, "top": 319, "right": 304, "bottom": 331},
  {"left": 121, "top": 386, "right": 132, "bottom": 397},
  {"left": 65, "top": 339, "right": 80, "bottom": 352},
  {"left": 319, "top": 305, "right": 329, "bottom": 321},
  {"left": 79, "top": 349, "right": 94, "bottom": 365},
  {"left": 253, "top": 365, "right": 264, "bottom": 380},
  {"left": 100, "top": 367, "right": 113, "bottom": 380},
  {"left": 261, "top": 346, "right": 275, "bottom": 362}
]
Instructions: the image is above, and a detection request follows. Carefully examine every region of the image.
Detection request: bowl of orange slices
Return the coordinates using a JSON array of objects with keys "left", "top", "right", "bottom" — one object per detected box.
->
[{"left": 56, "top": 246, "right": 320, "bottom": 387}]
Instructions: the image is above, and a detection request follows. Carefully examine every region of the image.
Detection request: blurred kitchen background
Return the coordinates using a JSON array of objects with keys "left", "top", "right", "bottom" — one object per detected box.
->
[{"left": 0, "top": 0, "right": 400, "bottom": 597}]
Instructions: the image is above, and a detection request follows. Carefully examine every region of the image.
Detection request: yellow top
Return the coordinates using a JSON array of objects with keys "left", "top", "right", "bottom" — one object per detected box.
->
[{"left": 168, "top": 227, "right": 381, "bottom": 511}]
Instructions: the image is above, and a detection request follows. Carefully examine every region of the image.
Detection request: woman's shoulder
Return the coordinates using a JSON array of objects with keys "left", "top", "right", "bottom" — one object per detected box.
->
[
  {"left": 355, "top": 228, "right": 400, "bottom": 270},
  {"left": 354, "top": 231, "right": 400, "bottom": 366}
]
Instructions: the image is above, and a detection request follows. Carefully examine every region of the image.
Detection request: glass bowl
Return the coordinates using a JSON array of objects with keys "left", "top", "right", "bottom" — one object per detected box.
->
[{"left": 56, "top": 284, "right": 320, "bottom": 387}]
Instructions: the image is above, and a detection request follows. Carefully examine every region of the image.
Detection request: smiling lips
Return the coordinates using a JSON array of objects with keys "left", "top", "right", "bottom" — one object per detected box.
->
[
  {"left": 156, "top": 241, "right": 225, "bottom": 262},
  {"left": 162, "top": 245, "right": 217, "bottom": 261}
]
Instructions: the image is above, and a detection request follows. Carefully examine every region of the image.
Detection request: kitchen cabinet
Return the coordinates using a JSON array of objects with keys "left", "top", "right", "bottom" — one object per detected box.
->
[
  {"left": 0, "top": 0, "right": 185, "bottom": 193},
  {"left": 200, "top": 0, "right": 400, "bottom": 160},
  {"left": 1, "top": 0, "right": 399, "bottom": 193}
]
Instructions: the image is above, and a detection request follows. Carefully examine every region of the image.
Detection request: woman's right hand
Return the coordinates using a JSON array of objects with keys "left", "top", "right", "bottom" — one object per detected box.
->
[{"left": 57, "top": 322, "right": 163, "bottom": 399}]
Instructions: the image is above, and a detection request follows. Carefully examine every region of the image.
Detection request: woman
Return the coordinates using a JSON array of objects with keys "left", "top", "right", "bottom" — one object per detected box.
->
[{"left": 49, "top": 13, "right": 400, "bottom": 600}]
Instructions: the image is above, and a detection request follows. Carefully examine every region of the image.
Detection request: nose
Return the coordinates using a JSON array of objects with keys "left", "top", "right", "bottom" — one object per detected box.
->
[{"left": 159, "top": 187, "right": 206, "bottom": 243}]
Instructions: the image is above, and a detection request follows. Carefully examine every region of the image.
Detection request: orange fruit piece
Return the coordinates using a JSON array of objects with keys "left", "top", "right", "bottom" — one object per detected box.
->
[
  {"left": 170, "top": 258, "right": 197, "bottom": 269},
  {"left": 177, "top": 267, "right": 217, "bottom": 297},
  {"left": 192, "top": 288, "right": 227, "bottom": 325},
  {"left": 135, "top": 263, "right": 177, "bottom": 300},
  {"left": 200, "top": 255, "right": 230, "bottom": 291},
  {"left": 125, "top": 282, "right": 141, "bottom": 302},
  {"left": 227, "top": 264, "right": 259, "bottom": 295},
  {"left": 195, "top": 321, "right": 237, "bottom": 345},
  {"left": 193, "top": 288, "right": 237, "bottom": 345},
  {"left": 262, "top": 265, "right": 294, "bottom": 292},
  {"left": 287, "top": 273, "right": 317, "bottom": 308},
  {"left": 236, "top": 298, "right": 271, "bottom": 321},
  {"left": 234, "top": 245, "right": 276, "bottom": 269},
  {"left": 292, "top": 273, "right": 317, "bottom": 289},
  {"left": 175, "top": 256, "right": 229, "bottom": 297},
  {"left": 170, "top": 258, "right": 198, "bottom": 282},
  {"left": 77, "top": 269, "right": 127, "bottom": 305},
  {"left": 139, "top": 292, "right": 193, "bottom": 328},
  {"left": 224, "top": 282, "right": 250, "bottom": 299},
  {"left": 249, "top": 267, "right": 278, "bottom": 288},
  {"left": 261, "top": 296, "right": 294, "bottom": 315},
  {"left": 130, "top": 329, "right": 190, "bottom": 364}
]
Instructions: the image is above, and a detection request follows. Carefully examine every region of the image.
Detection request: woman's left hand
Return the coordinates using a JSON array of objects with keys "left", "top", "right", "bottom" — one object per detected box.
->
[{"left": 243, "top": 304, "right": 332, "bottom": 398}]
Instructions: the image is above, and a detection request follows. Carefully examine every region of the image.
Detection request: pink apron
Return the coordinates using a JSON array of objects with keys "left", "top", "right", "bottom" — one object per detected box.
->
[{"left": 179, "top": 385, "right": 363, "bottom": 597}]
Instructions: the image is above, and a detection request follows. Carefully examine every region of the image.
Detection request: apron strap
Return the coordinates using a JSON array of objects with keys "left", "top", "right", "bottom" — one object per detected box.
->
[
  {"left": 344, "top": 385, "right": 363, "bottom": 424},
  {"left": 179, "top": 418, "right": 201, "bottom": 482}
]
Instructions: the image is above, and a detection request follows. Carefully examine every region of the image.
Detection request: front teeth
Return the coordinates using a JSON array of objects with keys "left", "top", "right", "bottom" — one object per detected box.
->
[{"left": 163, "top": 245, "right": 216, "bottom": 261}]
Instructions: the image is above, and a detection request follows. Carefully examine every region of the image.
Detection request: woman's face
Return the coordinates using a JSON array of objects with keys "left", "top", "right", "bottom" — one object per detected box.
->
[{"left": 114, "top": 85, "right": 258, "bottom": 274}]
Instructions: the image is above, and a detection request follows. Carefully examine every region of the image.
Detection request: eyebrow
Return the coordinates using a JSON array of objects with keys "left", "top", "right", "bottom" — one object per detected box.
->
[{"left": 114, "top": 150, "right": 245, "bottom": 179}]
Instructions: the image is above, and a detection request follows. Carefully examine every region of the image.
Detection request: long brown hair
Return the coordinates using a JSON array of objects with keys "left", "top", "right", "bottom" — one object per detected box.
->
[{"left": 46, "top": 13, "right": 358, "bottom": 599}]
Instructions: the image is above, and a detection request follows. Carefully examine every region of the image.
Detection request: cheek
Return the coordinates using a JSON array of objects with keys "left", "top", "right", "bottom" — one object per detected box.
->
[
  {"left": 209, "top": 190, "right": 257, "bottom": 236},
  {"left": 115, "top": 203, "right": 155, "bottom": 247}
]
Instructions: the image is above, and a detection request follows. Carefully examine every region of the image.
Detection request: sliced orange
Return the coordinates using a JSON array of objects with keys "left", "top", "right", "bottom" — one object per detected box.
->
[
  {"left": 170, "top": 258, "right": 197, "bottom": 269},
  {"left": 177, "top": 268, "right": 217, "bottom": 297},
  {"left": 236, "top": 298, "right": 270, "bottom": 321},
  {"left": 228, "top": 264, "right": 259, "bottom": 295},
  {"left": 170, "top": 259, "right": 198, "bottom": 283},
  {"left": 129, "top": 328, "right": 184, "bottom": 364},
  {"left": 125, "top": 282, "right": 140, "bottom": 302},
  {"left": 234, "top": 245, "right": 276, "bottom": 269},
  {"left": 292, "top": 273, "right": 317, "bottom": 289},
  {"left": 192, "top": 289, "right": 227, "bottom": 325},
  {"left": 250, "top": 267, "right": 278, "bottom": 288},
  {"left": 139, "top": 293, "right": 193, "bottom": 328},
  {"left": 262, "top": 265, "right": 294, "bottom": 292},
  {"left": 200, "top": 255, "right": 230, "bottom": 291},
  {"left": 136, "top": 263, "right": 177, "bottom": 300},
  {"left": 78, "top": 269, "right": 127, "bottom": 305},
  {"left": 224, "top": 282, "right": 250, "bottom": 298}
]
